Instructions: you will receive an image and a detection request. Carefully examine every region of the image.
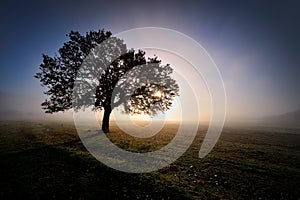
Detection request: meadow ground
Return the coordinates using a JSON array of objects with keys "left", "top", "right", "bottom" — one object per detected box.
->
[{"left": 0, "top": 120, "right": 299, "bottom": 199}]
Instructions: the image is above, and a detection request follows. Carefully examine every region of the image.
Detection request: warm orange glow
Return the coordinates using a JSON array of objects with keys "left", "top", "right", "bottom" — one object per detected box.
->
[{"left": 153, "top": 90, "right": 162, "bottom": 98}]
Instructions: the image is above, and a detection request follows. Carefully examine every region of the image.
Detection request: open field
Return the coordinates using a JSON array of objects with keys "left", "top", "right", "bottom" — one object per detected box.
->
[{"left": 0, "top": 120, "right": 299, "bottom": 199}]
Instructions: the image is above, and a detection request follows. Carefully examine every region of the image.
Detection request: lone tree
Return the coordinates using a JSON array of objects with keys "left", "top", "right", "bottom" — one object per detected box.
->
[{"left": 35, "top": 29, "right": 179, "bottom": 133}]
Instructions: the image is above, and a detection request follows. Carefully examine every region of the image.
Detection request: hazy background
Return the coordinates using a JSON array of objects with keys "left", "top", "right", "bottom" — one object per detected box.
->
[{"left": 0, "top": 0, "right": 299, "bottom": 126}]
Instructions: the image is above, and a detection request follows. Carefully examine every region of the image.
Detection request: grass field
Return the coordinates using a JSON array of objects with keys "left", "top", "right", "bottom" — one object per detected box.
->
[{"left": 0, "top": 120, "right": 299, "bottom": 199}]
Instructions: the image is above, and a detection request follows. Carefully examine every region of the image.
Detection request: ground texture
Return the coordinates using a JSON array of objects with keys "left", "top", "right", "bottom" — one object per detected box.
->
[{"left": 0, "top": 121, "right": 299, "bottom": 199}]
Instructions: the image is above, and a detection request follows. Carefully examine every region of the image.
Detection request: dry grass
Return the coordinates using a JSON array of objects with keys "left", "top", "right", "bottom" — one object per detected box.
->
[{"left": 0, "top": 120, "right": 299, "bottom": 199}]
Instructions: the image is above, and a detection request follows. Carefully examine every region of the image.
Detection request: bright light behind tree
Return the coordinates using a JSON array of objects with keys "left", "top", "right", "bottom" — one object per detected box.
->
[{"left": 153, "top": 90, "right": 162, "bottom": 98}]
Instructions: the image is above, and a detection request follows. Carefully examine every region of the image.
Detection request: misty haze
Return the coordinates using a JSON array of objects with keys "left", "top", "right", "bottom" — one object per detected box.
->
[{"left": 1, "top": 0, "right": 300, "bottom": 199}]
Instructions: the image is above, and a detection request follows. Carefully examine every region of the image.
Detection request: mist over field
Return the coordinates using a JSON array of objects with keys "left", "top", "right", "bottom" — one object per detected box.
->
[
  {"left": 1, "top": 87, "right": 299, "bottom": 198},
  {"left": 0, "top": 0, "right": 300, "bottom": 199}
]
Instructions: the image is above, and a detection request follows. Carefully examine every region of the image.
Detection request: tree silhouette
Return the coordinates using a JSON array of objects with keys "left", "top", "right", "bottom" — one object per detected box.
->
[{"left": 35, "top": 29, "right": 179, "bottom": 133}]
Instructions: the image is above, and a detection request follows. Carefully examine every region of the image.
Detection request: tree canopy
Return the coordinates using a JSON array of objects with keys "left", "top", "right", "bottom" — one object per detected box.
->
[{"left": 35, "top": 29, "right": 179, "bottom": 132}]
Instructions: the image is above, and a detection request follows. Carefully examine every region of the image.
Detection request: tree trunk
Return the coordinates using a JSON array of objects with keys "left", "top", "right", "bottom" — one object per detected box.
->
[{"left": 102, "top": 106, "right": 112, "bottom": 133}]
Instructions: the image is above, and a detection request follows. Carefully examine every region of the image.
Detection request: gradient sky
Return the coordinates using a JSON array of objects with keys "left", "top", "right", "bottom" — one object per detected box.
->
[{"left": 0, "top": 0, "right": 299, "bottom": 120}]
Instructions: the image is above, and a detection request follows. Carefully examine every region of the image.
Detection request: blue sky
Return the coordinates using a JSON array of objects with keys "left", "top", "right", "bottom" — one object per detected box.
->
[{"left": 0, "top": 0, "right": 299, "bottom": 120}]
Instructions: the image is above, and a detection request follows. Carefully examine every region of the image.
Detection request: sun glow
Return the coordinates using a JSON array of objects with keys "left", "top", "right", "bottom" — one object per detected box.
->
[
  {"left": 153, "top": 90, "right": 162, "bottom": 98},
  {"left": 130, "top": 113, "right": 151, "bottom": 120}
]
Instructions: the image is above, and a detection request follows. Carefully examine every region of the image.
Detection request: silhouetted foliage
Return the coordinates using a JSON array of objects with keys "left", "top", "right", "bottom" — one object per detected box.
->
[{"left": 35, "top": 29, "right": 179, "bottom": 133}]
